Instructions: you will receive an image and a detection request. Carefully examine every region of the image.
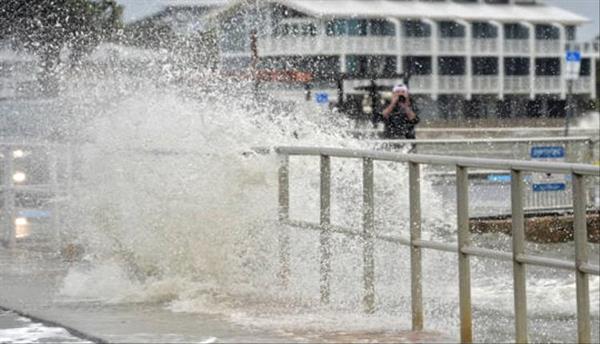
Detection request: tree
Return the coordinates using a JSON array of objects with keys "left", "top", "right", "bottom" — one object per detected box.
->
[{"left": 0, "top": 0, "right": 123, "bottom": 92}]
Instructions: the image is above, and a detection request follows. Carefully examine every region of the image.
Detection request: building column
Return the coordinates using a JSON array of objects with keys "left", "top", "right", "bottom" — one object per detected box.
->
[
  {"left": 490, "top": 20, "right": 504, "bottom": 100},
  {"left": 388, "top": 18, "right": 403, "bottom": 75},
  {"left": 457, "top": 19, "right": 472, "bottom": 100},
  {"left": 551, "top": 22, "right": 567, "bottom": 99},
  {"left": 423, "top": 18, "right": 439, "bottom": 100},
  {"left": 520, "top": 21, "right": 536, "bottom": 100},
  {"left": 591, "top": 57, "right": 597, "bottom": 100}
]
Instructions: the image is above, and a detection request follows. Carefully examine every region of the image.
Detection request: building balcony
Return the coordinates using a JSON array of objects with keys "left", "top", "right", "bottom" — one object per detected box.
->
[
  {"left": 472, "top": 38, "right": 499, "bottom": 55},
  {"left": 439, "top": 75, "right": 466, "bottom": 93},
  {"left": 535, "top": 40, "right": 561, "bottom": 55},
  {"left": 504, "top": 39, "right": 530, "bottom": 55},
  {"left": 409, "top": 75, "right": 433, "bottom": 93},
  {"left": 572, "top": 76, "right": 592, "bottom": 94},
  {"left": 438, "top": 38, "right": 466, "bottom": 54},
  {"left": 258, "top": 36, "right": 397, "bottom": 56},
  {"left": 402, "top": 37, "right": 432, "bottom": 55},
  {"left": 504, "top": 76, "right": 530, "bottom": 93},
  {"left": 472, "top": 75, "right": 499, "bottom": 93},
  {"left": 534, "top": 76, "right": 561, "bottom": 93}
]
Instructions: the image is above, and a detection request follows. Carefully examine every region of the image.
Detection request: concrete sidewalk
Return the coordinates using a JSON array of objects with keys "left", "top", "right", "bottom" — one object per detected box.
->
[{"left": 0, "top": 241, "right": 448, "bottom": 343}]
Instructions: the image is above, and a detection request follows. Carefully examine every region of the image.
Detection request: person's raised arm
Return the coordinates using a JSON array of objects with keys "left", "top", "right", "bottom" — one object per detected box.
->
[
  {"left": 383, "top": 93, "right": 399, "bottom": 119},
  {"left": 399, "top": 97, "right": 417, "bottom": 121}
]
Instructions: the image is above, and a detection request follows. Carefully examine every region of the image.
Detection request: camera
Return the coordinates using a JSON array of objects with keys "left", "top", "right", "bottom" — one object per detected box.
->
[{"left": 398, "top": 95, "right": 406, "bottom": 103}]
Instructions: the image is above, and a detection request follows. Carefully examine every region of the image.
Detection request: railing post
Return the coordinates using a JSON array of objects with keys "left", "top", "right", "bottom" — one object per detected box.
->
[
  {"left": 456, "top": 165, "right": 472, "bottom": 343},
  {"left": 362, "top": 157, "right": 375, "bottom": 314},
  {"left": 278, "top": 153, "right": 290, "bottom": 286},
  {"left": 409, "top": 161, "right": 423, "bottom": 331},
  {"left": 572, "top": 173, "right": 591, "bottom": 343},
  {"left": 320, "top": 155, "right": 331, "bottom": 304},
  {"left": 511, "top": 169, "right": 528, "bottom": 343},
  {"left": 2, "top": 146, "right": 16, "bottom": 248},
  {"left": 48, "top": 145, "right": 60, "bottom": 245}
]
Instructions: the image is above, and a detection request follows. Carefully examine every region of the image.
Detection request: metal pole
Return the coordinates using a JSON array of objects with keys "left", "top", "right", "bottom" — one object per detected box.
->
[
  {"left": 362, "top": 157, "right": 375, "bottom": 314},
  {"left": 564, "top": 79, "right": 573, "bottom": 137},
  {"left": 409, "top": 162, "right": 423, "bottom": 331},
  {"left": 48, "top": 146, "right": 60, "bottom": 245},
  {"left": 511, "top": 169, "right": 528, "bottom": 343},
  {"left": 320, "top": 155, "right": 331, "bottom": 304},
  {"left": 278, "top": 154, "right": 290, "bottom": 286},
  {"left": 2, "top": 146, "right": 15, "bottom": 248},
  {"left": 456, "top": 165, "right": 472, "bottom": 343},
  {"left": 572, "top": 173, "right": 591, "bottom": 343}
]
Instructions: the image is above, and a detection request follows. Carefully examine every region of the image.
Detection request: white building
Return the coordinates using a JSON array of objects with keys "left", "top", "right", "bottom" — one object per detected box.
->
[{"left": 214, "top": 0, "right": 599, "bottom": 118}]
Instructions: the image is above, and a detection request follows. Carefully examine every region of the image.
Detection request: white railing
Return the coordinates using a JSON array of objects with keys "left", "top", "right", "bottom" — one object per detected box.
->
[
  {"left": 439, "top": 75, "right": 466, "bottom": 93},
  {"left": 276, "top": 146, "right": 599, "bottom": 343},
  {"left": 438, "top": 38, "right": 466, "bottom": 54},
  {"left": 573, "top": 77, "right": 592, "bottom": 94},
  {"left": 258, "top": 36, "right": 397, "bottom": 56},
  {"left": 472, "top": 75, "right": 499, "bottom": 93},
  {"left": 472, "top": 39, "right": 499, "bottom": 55},
  {"left": 534, "top": 76, "right": 561, "bottom": 93},
  {"left": 504, "top": 76, "right": 530, "bottom": 93},
  {"left": 535, "top": 40, "right": 561, "bottom": 55},
  {"left": 504, "top": 39, "right": 530, "bottom": 54},
  {"left": 402, "top": 37, "right": 432, "bottom": 54}
]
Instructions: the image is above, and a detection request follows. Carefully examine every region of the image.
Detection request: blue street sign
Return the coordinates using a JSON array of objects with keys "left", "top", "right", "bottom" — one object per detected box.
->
[
  {"left": 530, "top": 146, "right": 565, "bottom": 159},
  {"left": 566, "top": 50, "right": 581, "bottom": 62},
  {"left": 315, "top": 92, "right": 329, "bottom": 104}
]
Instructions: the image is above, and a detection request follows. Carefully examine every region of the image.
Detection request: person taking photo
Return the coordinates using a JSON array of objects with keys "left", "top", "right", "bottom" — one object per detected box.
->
[{"left": 382, "top": 84, "right": 420, "bottom": 139}]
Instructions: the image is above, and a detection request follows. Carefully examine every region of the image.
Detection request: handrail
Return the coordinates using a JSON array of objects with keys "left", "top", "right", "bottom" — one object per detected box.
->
[
  {"left": 366, "top": 136, "right": 595, "bottom": 144},
  {"left": 275, "top": 146, "right": 600, "bottom": 176},
  {"left": 276, "top": 146, "right": 599, "bottom": 343}
]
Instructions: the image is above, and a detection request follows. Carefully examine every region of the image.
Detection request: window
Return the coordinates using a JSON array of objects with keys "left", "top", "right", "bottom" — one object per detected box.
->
[
  {"left": 348, "top": 19, "right": 368, "bottom": 36},
  {"left": 535, "top": 58, "right": 560, "bottom": 76},
  {"left": 403, "top": 56, "right": 432, "bottom": 75},
  {"left": 485, "top": 0, "right": 509, "bottom": 4},
  {"left": 579, "top": 58, "right": 590, "bottom": 76},
  {"left": 535, "top": 25, "right": 559, "bottom": 40},
  {"left": 505, "top": 57, "right": 530, "bottom": 75},
  {"left": 346, "top": 55, "right": 396, "bottom": 78},
  {"left": 403, "top": 20, "right": 431, "bottom": 38},
  {"left": 472, "top": 57, "right": 498, "bottom": 75},
  {"left": 566, "top": 26, "right": 576, "bottom": 41},
  {"left": 440, "top": 21, "right": 465, "bottom": 38},
  {"left": 473, "top": 22, "right": 497, "bottom": 39},
  {"left": 326, "top": 19, "right": 347, "bottom": 36},
  {"left": 439, "top": 56, "right": 466, "bottom": 75},
  {"left": 504, "top": 23, "right": 529, "bottom": 39},
  {"left": 369, "top": 19, "right": 395, "bottom": 36}
]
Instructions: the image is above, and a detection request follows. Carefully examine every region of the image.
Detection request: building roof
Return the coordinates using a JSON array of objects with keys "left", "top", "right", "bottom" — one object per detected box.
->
[{"left": 271, "top": 0, "right": 589, "bottom": 25}]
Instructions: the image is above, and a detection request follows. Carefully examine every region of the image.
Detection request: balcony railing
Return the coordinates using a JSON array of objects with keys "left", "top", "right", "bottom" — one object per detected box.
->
[
  {"left": 408, "top": 75, "right": 433, "bottom": 93},
  {"left": 504, "top": 76, "right": 530, "bottom": 93},
  {"left": 504, "top": 39, "right": 530, "bottom": 54},
  {"left": 258, "top": 36, "right": 397, "bottom": 56},
  {"left": 402, "top": 37, "right": 432, "bottom": 55},
  {"left": 535, "top": 40, "right": 561, "bottom": 55},
  {"left": 472, "top": 75, "right": 499, "bottom": 93},
  {"left": 573, "top": 77, "right": 592, "bottom": 94},
  {"left": 439, "top": 75, "right": 466, "bottom": 93},
  {"left": 534, "top": 76, "right": 561, "bottom": 93},
  {"left": 472, "top": 38, "right": 499, "bottom": 55},
  {"left": 438, "top": 38, "right": 466, "bottom": 54}
]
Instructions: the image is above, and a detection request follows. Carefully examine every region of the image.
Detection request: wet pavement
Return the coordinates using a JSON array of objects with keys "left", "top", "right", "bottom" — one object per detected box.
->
[{"left": 0, "top": 240, "right": 449, "bottom": 343}]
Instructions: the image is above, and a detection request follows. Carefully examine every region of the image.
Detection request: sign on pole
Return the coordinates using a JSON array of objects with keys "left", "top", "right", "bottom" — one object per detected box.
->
[
  {"left": 565, "top": 50, "right": 581, "bottom": 80},
  {"left": 315, "top": 92, "right": 329, "bottom": 104},
  {"left": 530, "top": 146, "right": 567, "bottom": 191}
]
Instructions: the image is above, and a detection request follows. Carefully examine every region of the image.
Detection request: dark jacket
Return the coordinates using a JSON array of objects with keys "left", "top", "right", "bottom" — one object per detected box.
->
[{"left": 383, "top": 101, "right": 420, "bottom": 139}]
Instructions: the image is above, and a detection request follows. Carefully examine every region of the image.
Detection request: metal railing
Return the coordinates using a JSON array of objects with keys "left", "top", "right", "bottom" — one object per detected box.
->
[{"left": 276, "top": 146, "right": 600, "bottom": 343}]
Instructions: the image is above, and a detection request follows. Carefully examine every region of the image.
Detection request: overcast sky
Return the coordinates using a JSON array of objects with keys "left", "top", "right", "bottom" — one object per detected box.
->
[{"left": 116, "top": 0, "right": 600, "bottom": 41}]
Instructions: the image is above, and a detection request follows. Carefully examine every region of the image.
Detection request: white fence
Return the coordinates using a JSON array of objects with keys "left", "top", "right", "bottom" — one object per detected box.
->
[{"left": 276, "top": 146, "right": 599, "bottom": 343}]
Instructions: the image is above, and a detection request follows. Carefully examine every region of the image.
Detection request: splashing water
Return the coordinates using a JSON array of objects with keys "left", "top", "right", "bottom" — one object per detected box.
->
[{"left": 39, "top": 59, "right": 597, "bottom": 342}]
